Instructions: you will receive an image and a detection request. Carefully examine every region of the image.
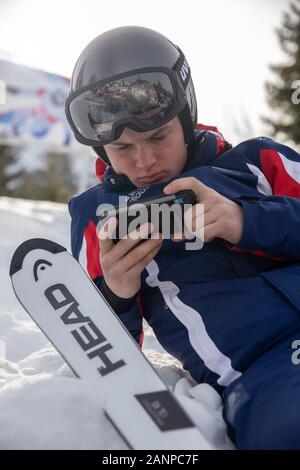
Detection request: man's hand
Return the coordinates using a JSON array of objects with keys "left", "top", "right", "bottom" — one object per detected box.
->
[
  {"left": 98, "top": 219, "right": 163, "bottom": 299},
  {"left": 163, "top": 177, "right": 244, "bottom": 245}
]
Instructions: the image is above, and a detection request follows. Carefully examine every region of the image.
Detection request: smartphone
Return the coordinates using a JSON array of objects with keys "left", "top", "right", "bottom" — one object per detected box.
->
[{"left": 98, "top": 190, "right": 198, "bottom": 242}]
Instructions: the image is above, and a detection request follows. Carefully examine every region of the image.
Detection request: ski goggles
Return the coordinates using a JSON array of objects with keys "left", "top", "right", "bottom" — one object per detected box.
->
[{"left": 65, "top": 64, "right": 190, "bottom": 146}]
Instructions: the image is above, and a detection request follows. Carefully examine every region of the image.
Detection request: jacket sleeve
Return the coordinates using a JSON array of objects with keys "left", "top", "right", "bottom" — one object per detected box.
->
[
  {"left": 228, "top": 137, "right": 300, "bottom": 261},
  {"left": 68, "top": 194, "right": 144, "bottom": 346},
  {"left": 93, "top": 275, "right": 143, "bottom": 346}
]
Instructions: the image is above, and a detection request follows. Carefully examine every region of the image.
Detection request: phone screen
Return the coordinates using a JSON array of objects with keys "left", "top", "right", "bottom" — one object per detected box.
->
[{"left": 98, "top": 190, "right": 197, "bottom": 242}]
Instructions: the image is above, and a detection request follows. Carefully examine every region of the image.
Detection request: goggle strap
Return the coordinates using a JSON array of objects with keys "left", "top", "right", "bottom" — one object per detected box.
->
[{"left": 173, "top": 49, "right": 191, "bottom": 90}]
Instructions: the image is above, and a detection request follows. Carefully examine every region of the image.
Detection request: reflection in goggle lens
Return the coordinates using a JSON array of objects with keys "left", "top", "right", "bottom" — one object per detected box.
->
[{"left": 69, "top": 71, "right": 175, "bottom": 143}]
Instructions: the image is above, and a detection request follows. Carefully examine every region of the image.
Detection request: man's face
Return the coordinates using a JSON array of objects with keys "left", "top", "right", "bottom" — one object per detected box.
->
[{"left": 104, "top": 116, "right": 187, "bottom": 187}]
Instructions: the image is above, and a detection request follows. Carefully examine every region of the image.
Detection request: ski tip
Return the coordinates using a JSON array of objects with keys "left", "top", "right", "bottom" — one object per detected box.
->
[{"left": 9, "top": 238, "right": 67, "bottom": 276}]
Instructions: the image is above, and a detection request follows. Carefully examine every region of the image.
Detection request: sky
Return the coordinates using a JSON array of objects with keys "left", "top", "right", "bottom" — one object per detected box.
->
[{"left": 0, "top": 0, "right": 292, "bottom": 143}]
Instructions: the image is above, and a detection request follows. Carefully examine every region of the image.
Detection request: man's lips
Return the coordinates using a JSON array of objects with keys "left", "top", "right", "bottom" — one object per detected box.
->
[{"left": 137, "top": 172, "right": 166, "bottom": 183}]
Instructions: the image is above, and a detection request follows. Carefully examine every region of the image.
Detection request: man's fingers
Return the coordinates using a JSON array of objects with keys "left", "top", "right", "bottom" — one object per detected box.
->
[
  {"left": 171, "top": 204, "right": 204, "bottom": 241},
  {"left": 128, "top": 239, "right": 164, "bottom": 274},
  {"left": 99, "top": 220, "right": 154, "bottom": 260},
  {"left": 98, "top": 217, "right": 118, "bottom": 254},
  {"left": 163, "top": 177, "right": 209, "bottom": 200},
  {"left": 118, "top": 235, "right": 163, "bottom": 273},
  {"left": 202, "top": 222, "right": 218, "bottom": 242},
  {"left": 184, "top": 204, "right": 205, "bottom": 238},
  {"left": 113, "top": 222, "right": 155, "bottom": 258},
  {"left": 170, "top": 232, "right": 187, "bottom": 242}
]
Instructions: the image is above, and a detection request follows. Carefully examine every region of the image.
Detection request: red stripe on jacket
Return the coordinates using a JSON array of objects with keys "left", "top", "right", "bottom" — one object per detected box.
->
[
  {"left": 225, "top": 243, "right": 285, "bottom": 262},
  {"left": 226, "top": 148, "right": 300, "bottom": 261},
  {"left": 260, "top": 149, "right": 300, "bottom": 198},
  {"left": 84, "top": 220, "right": 103, "bottom": 279}
]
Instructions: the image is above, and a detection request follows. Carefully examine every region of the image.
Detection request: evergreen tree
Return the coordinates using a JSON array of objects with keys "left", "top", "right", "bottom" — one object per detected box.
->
[
  {"left": 13, "top": 151, "right": 76, "bottom": 203},
  {"left": 0, "top": 144, "right": 23, "bottom": 196},
  {"left": 264, "top": 0, "right": 300, "bottom": 146}
]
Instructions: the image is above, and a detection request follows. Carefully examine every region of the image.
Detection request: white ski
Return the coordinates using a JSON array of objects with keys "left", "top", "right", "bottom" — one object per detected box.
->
[{"left": 10, "top": 238, "right": 213, "bottom": 450}]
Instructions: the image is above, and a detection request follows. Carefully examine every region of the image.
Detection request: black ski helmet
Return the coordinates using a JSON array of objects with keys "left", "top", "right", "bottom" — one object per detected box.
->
[{"left": 66, "top": 26, "right": 198, "bottom": 163}]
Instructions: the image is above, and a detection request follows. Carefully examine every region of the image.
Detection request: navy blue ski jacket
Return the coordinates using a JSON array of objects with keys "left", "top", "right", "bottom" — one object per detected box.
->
[{"left": 69, "top": 129, "right": 300, "bottom": 392}]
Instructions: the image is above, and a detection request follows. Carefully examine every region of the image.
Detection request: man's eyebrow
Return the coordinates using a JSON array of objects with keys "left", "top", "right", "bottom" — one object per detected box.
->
[{"left": 111, "top": 125, "right": 170, "bottom": 146}]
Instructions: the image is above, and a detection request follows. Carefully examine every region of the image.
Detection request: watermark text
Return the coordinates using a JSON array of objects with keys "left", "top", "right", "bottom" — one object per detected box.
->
[
  {"left": 97, "top": 197, "right": 204, "bottom": 251},
  {"left": 291, "top": 80, "right": 300, "bottom": 105}
]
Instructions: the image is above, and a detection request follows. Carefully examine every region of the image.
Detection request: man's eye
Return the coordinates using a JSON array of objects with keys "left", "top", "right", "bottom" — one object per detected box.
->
[
  {"left": 114, "top": 135, "right": 165, "bottom": 150},
  {"left": 116, "top": 144, "right": 131, "bottom": 150}
]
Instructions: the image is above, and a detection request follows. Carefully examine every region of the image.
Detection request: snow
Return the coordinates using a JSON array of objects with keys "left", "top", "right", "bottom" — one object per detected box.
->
[{"left": 0, "top": 196, "right": 234, "bottom": 450}]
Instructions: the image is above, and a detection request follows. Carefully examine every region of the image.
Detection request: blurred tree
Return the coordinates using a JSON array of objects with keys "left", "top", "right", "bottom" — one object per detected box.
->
[
  {"left": 263, "top": 0, "right": 300, "bottom": 146},
  {"left": 12, "top": 151, "right": 76, "bottom": 203},
  {"left": 0, "top": 144, "right": 23, "bottom": 196}
]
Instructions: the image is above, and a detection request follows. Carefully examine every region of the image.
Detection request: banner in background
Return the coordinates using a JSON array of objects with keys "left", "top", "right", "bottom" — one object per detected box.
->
[{"left": 0, "top": 59, "right": 80, "bottom": 150}]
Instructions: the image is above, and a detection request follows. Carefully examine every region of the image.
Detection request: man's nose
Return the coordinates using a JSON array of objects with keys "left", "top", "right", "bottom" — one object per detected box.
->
[{"left": 135, "top": 146, "right": 157, "bottom": 169}]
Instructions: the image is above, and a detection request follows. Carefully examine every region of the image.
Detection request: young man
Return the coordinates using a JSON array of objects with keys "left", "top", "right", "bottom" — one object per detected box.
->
[{"left": 66, "top": 26, "right": 300, "bottom": 449}]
